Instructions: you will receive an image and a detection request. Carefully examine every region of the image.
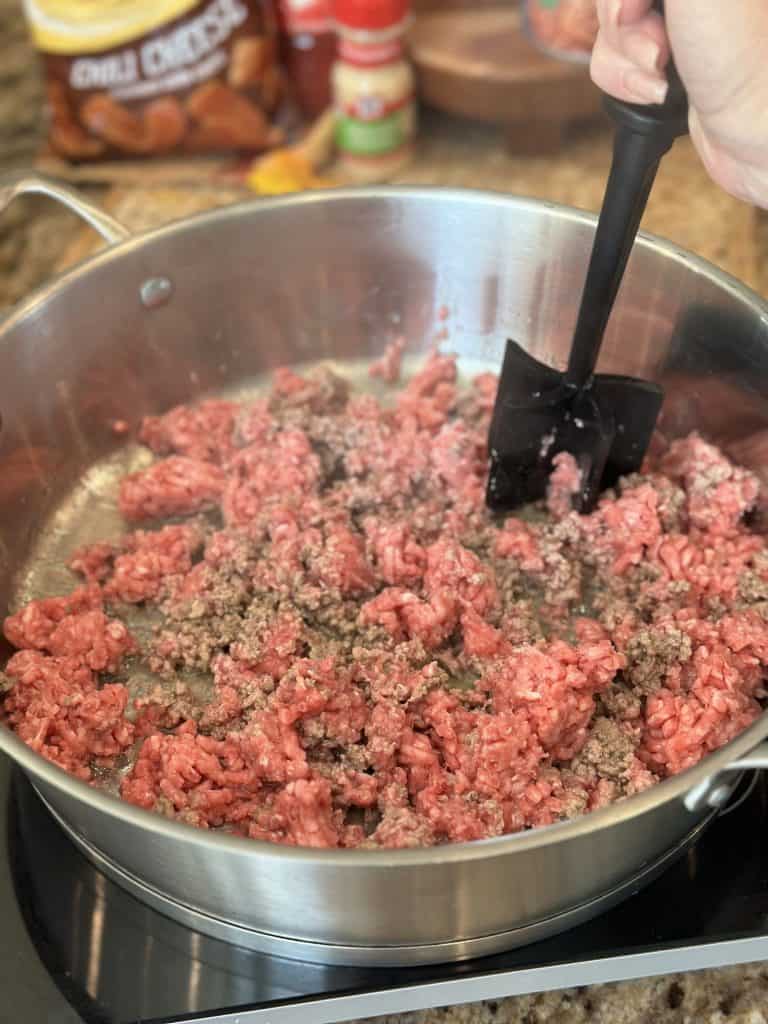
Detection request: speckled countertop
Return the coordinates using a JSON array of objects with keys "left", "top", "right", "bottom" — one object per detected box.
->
[
  {"left": 2, "top": 2, "right": 768, "bottom": 1021},
  {"left": 1, "top": 0, "right": 766, "bottom": 309},
  {"left": 0, "top": 0, "right": 87, "bottom": 308}
]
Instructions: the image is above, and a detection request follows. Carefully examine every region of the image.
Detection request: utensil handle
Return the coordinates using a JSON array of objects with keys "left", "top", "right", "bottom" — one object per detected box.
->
[
  {"left": 564, "top": 0, "right": 688, "bottom": 388},
  {"left": 603, "top": 0, "right": 688, "bottom": 141},
  {"left": 0, "top": 171, "right": 130, "bottom": 246},
  {"left": 564, "top": 127, "right": 676, "bottom": 386}
]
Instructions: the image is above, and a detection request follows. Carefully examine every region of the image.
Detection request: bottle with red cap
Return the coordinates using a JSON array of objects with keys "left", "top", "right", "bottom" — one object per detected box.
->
[
  {"left": 278, "top": 0, "right": 336, "bottom": 118},
  {"left": 331, "top": 0, "right": 416, "bottom": 182}
]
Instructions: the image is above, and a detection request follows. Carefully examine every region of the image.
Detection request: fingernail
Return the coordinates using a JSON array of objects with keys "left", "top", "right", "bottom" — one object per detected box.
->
[
  {"left": 623, "top": 32, "right": 662, "bottom": 72},
  {"left": 625, "top": 69, "right": 668, "bottom": 104}
]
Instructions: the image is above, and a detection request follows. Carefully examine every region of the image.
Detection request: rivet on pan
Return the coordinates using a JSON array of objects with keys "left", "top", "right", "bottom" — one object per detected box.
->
[
  {"left": 140, "top": 277, "right": 173, "bottom": 309},
  {"left": 707, "top": 784, "right": 734, "bottom": 809}
]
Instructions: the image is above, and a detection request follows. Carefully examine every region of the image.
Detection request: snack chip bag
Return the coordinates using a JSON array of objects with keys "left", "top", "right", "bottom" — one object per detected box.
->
[{"left": 23, "top": 0, "right": 285, "bottom": 160}]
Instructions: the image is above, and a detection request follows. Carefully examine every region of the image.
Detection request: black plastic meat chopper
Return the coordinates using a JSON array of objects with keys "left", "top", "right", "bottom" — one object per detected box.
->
[{"left": 486, "top": 1, "right": 688, "bottom": 515}]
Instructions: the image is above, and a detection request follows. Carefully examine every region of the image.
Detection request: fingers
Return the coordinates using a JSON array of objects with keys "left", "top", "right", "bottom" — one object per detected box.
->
[
  {"left": 591, "top": 0, "right": 768, "bottom": 210},
  {"left": 596, "top": 0, "right": 652, "bottom": 36},
  {"left": 591, "top": 0, "right": 671, "bottom": 104},
  {"left": 591, "top": 33, "right": 668, "bottom": 103}
]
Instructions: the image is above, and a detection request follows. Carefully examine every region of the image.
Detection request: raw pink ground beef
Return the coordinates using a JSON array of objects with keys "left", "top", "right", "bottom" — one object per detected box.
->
[{"left": 3, "top": 351, "right": 768, "bottom": 849}]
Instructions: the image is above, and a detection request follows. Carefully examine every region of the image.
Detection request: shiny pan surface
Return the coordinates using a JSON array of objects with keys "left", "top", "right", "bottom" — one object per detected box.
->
[{"left": 2, "top": 176, "right": 768, "bottom": 963}]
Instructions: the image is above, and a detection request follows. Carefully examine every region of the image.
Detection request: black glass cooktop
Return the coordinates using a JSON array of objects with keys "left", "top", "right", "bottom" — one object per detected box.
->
[{"left": 3, "top": 754, "right": 768, "bottom": 1024}]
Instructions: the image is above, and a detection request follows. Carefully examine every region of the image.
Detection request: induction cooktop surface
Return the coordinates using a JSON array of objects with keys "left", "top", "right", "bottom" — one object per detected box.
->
[{"left": 3, "top": 756, "right": 768, "bottom": 1024}]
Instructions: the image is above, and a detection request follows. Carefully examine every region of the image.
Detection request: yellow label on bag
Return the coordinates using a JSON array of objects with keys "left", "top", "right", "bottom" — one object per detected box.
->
[{"left": 22, "top": 0, "right": 201, "bottom": 54}]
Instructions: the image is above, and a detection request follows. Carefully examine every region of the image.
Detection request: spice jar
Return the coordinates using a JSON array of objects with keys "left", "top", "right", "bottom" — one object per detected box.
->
[
  {"left": 278, "top": 0, "right": 336, "bottom": 118},
  {"left": 523, "top": 0, "right": 599, "bottom": 63},
  {"left": 331, "top": 0, "right": 416, "bottom": 183}
]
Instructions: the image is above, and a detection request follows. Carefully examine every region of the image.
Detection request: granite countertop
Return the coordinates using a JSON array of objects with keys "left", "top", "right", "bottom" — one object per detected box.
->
[
  {"left": 0, "top": 0, "right": 87, "bottom": 310},
  {"left": 2, "top": 0, "right": 766, "bottom": 309},
  {"left": 2, "top": 2, "right": 768, "bottom": 1021}
]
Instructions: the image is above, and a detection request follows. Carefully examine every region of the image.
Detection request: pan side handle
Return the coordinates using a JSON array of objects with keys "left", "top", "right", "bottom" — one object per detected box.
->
[
  {"left": 727, "top": 742, "right": 768, "bottom": 771},
  {"left": 0, "top": 171, "right": 131, "bottom": 246},
  {"left": 684, "top": 742, "right": 768, "bottom": 813}
]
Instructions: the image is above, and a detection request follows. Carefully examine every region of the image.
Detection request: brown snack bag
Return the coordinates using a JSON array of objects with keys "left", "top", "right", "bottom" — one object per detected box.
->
[{"left": 23, "top": 0, "right": 286, "bottom": 161}]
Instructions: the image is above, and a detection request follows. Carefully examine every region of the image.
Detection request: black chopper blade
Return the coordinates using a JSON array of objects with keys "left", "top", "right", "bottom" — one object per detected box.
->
[
  {"left": 487, "top": 371, "right": 614, "bottom": 513},
  {"left": 486, "top": 339, "right": 664, "bottom": 513},
  {"left": 592, "top": 373, "right": 664, "bottom": 487},
  {"left": 488, "top": 339, "right": 562, "bottom": 457}
]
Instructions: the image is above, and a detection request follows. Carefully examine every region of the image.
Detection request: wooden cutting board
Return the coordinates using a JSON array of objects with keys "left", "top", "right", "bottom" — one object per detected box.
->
[{"left": 409, "top": 8, "right": 602, "bottom": 154}]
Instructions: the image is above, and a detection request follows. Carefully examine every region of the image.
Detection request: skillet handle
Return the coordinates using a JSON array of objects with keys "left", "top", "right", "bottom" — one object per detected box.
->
[
  {"left": 683, "top": 742, "right": 768, "bottom": 813},
  {"left": 0, "top": 171, "right": 130, "bottom": 246},
  {"left": 727, "top": 742, "right": 768, "bottom": 771}
]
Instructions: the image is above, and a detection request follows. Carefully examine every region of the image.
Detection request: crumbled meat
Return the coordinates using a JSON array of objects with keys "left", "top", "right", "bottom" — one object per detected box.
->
[
  {"left": 221, "top": 429, "right": 320, "bottom": 528},
  {"left": 364, "top": 520, "right": 426, "bottom": 586},
  {"left": 598, "top": 682, "right": 643, "bottom": 723},
  {"left": 369, "top": 337, "right": 405, "bottom": 384},
  {"left": 270, "top": 365, "right": 350, "bottom": 417},
  {"left": 547, "top": 452, "right": 582, "bottom": 519},
  {"left": 571, "top": 717, "right": 636, "bottom": 783},
  {"left": 4, "top": 353, "right": 768, "bottom": 849},
  {"left": 133, "top": 680, "right": 199, "bottom": 736},
  {"left": 495, "top": 519, "right": 544, "bottom": 572},
  {"left": 68, "top": 542, "right": 116, "bottom": 583},
  {"left": 739, "top": 571, "right": 768, "bottom": 605},
  {"left": 4, "top": 584, "right": 103, "bottom": 651},
  {"left": 139, "top": 399, "right": 238, "bottom": 464},
  {"left": 103, "top": 523, "right": 205, "bottom": 604},
  {"left": 396, "top": 349, "right": 457, "bottom": 431},
  {"left": 660, "top": 433, "right": 759, "bottom": 535},
  {"left": 5, "top": 586, "right": 136, "bottom": 674},
  {"left": 4, "top": 650, "right": 134, "bottom": 780},
  {"left": 624, "top": 627, "right": 693, "bottom": 695},
  {"left": 119, "top": 456, "right": 225, "bottom": 521},
  {"left": 150, "top": 612, "right": 245, "bottom": 674},
  {"left": 366, "top": 804, "right": 437, "bottom": 848}
]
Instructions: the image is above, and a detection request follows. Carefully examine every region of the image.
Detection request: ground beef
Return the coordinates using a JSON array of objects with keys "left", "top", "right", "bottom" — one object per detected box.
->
[
  {"left": 570, "top": 716, "right": 654, "bottom": 796},
  {"left": 101, "top": 523, "right": 205, "bottom": 605},
  {"left": 547, "top": 452, "right": 583, "bottom": 519},
  {"left": 5, "top": 585, "right": 136, "bottom": 673},
  {"left": 4, "top": 650, "right": 134, "bottom": 781},
  {"left": 119, "top": 456, "right": 226, "bottom": 521},
  {"left": 624, "top": 626, "right": 693, "bottom": 695},
  {"left": 68, "top": 542, "right": 116, "bottom": 583},
  {"left": 660, "top": 434, "right": 760, "bottom": 536},
  {"left": 139, "top": 399, "right": 238, "bottom": 464},
  {"left": 369, "top": 337, "right": 405, "bottom": 384},
  {"left": 4, "top": 357, "right": 768, "bottom": 849}
]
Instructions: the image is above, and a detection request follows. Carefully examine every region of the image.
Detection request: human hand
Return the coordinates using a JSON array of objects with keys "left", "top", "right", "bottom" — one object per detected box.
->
[{"left": 590, "top": 0, "right": 768, "bottom": 209}]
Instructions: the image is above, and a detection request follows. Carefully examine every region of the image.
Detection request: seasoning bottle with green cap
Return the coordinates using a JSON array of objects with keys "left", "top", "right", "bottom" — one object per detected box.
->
[{"left": 331, "top": 0, "right": 416, "bottom": 183}]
